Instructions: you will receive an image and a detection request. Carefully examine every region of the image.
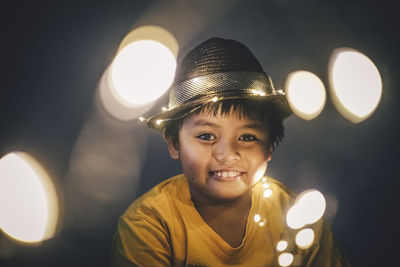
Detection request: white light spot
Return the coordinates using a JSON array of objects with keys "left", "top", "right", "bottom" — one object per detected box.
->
[
  {"left": 263, "top": 189, "right": 273, "bottom": 198},
  {"left": 286, "top": 189, "right": 326, "bottom": 229},
  {"left": 329, "top": 48, "right": 382, "bottom": 123},
  {"left": 156, "top": 119, "right": 163, "bottom": 125},
  {"left": 0, "top": 152, "right": 59, "bottom": 243},
  {"left": 251, "top": 89, "right": 266, "bottom": 96},
  {"left": 211, "top": 96, "right": 218, "bottom": 102},
  {"left": 277, "top": 240, "right": 288, "bottom": 251},
  {"left": 254, "top": 214, "right": 261, "bottom": 223},
  {"left": 263, "top": 183, "right": 270, "bottom": 188},
  {"left": 278, "top": 252, "right": 294, "bottom": 266},
  {"left": 110, "top": 40, "right": 176, "bottom": 106},
  {"left": 286, "top": 71, "right": 326, "bottom": 120},
  {"left": 295, "top": 228, "right": 315, "bottom": 249}
]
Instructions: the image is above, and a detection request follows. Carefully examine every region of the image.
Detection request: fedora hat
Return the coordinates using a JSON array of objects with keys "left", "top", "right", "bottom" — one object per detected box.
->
[{"left": 145, "top": 37, "right": 291, "bottom": 129}]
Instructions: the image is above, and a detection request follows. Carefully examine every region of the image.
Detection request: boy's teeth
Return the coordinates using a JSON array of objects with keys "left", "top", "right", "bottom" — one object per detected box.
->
[{"left": 214, "top": 171, "right": 240, "bottom": 178}]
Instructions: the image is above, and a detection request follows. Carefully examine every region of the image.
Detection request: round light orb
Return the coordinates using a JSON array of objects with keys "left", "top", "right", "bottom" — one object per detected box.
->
[
  {"left": 286, "top": 70, "right": 326, "bottom": 120},
  {"left": 278, "top": 252, "right": 294, "bottom": 266},
  {"left": 295, "top": 228, "right": 315, "bottom": 249},
  {"left": 254, "top": 214, "right": 261, "bottom": 223},
  {"left": 277, "top": 240, "right": 288, "bottom": 252},
  {"left": 286, "top": 204, "right": 305, "bottom": 229},
  {"left": 296, "top": 189, "right": 326, "bottom": 225},
  {"left": 287, "top": 189, "right": 326, "bottom": 229},
  {"left": 263, "top": 188, "right": 273, "bottom": 198},
  {"left": 329, "top": 48, "right": 382, "bottom": 123},
  {"left": 110, "top": 40, "right": 176, "bottom": 106},
  {"left": 0, "top": 152, "right": 59, "bottom": 243}
]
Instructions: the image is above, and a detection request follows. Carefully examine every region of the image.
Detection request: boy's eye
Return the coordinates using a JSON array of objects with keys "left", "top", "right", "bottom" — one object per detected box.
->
[
  {"left": 196, "top": 133, "right": 216, "bottom": 141},
  {"left": 239, "top": 134, "right": 258, "bottom": 142}
]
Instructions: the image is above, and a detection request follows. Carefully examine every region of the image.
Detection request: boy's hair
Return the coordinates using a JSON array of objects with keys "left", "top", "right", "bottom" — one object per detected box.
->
[{"left": 163, "top": 98, "right": 285, "bottom": 151}]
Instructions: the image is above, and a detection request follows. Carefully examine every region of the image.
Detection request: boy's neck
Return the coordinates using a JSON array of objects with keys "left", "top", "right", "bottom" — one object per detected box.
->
[
  {"left": 189, "top": 187, "right": 252, "bottom": 247},
  {"left": 189, "top": 187, "right": 252, "bottom": 211}
]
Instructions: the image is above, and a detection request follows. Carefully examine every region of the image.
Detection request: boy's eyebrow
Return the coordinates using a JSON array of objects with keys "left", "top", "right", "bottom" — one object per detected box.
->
[{"left": 190, "top": 119, "right": 220, "bottom": 128}]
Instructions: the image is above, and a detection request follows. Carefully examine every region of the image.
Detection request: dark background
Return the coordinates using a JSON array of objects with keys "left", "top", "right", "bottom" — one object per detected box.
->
[{"left": 1, "top": 0, "right": 399, "bottom": 266}]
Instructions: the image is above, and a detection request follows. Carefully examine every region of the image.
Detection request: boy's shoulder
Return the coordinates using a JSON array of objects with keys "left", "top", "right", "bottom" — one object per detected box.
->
[
  {"left": 121, "top": 174, "right": 188, "bottom": 221},
  {"left": 253, "top": 176, "right": 297, "bottom": 211}
]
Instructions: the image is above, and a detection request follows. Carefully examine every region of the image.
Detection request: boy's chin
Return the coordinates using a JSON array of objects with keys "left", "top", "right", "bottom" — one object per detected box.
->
[{"left": 206, "top": 185, "right": 251, "bottom": 202}]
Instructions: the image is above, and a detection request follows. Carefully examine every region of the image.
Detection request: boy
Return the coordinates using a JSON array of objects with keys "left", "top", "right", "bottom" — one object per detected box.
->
[{"left": 111, "top": 38, "right": 350, "bottom": 266}]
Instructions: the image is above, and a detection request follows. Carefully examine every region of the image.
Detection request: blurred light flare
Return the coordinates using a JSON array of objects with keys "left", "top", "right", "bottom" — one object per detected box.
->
[
  {"left": 263, "top": 188, "right": 272, "bottom": 198},
  {"left": 286, "top": 71, "right": 326, "bottom": 120},
  {"left": 0, "top": 152, "right": 59, "bottom": 243},
  {"left": 295, "top": 228, "right": 315, "bottom": 249},
  {"left": 278, "top": 252, "right": 294, "bottom": 266},
  {"left": 287, "top": 189, "right": 326, "bottom": 229},
  {"left": 110, "top": 40, "right": 176, "bottom": 106},
  {"left": 329, "top": 48, "right": 382, "bottom": 123},
  {"left": 99, "top": 25, "right": 178, "bottom": 121},
  {"left": 277, "top": 240, "right": 288, "bottom": 251}
]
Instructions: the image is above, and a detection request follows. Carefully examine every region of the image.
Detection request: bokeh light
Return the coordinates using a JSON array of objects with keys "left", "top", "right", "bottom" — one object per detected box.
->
[
  {"left": 329, "top": 48, "right": 382, "bottom": 123},
  {"left": 277, "top": 240, "right": 288, "bottom": 251},
  {"left": 287, "top": 189, "right": 326, "bottom": 229},
  {"left": 99, "top": 25, "right": 178, "bottom": 121},
  {"left": 285, "top": 71, "right": 326, "bottom": 120},
  {"left": 263, "top": 188, "right": 272, "bottom": 198},
  {"left": 110, "top": 40, "right": 176, "bottom": 106},
  {"left": 295, "top": 228, "right": 315, "bottom": 249},
  {"left": 0, "top": 152, "right": 59, "bottom": 243},
  {"left": 278, "top": 252, "right": 294, "bottom": 266}
]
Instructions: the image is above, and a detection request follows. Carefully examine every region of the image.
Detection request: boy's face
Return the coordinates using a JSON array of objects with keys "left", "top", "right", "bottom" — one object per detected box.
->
[{"left": 166, "top": 109, "right": 271, "bottom": 202}]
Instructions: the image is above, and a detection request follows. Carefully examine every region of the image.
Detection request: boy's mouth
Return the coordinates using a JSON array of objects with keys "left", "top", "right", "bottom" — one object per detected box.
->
[{"left": 210, "top": 170, "right": 242, "bottom": 180}]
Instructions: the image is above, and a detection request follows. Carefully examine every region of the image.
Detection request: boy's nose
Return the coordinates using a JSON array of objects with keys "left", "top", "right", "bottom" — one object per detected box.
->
[{"left": 213, "top": 139, "right": 240, "bottom": 163}]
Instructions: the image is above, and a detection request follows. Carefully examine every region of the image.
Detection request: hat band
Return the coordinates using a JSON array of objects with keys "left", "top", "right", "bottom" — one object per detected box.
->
[{"left": 167, "top": 71, "right": 279, "bottom": 110}]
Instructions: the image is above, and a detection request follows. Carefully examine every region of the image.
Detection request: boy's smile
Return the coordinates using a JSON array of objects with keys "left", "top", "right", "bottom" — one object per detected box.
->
[{"left": 166, "top": 109, "right": 271, "bottom": 203}]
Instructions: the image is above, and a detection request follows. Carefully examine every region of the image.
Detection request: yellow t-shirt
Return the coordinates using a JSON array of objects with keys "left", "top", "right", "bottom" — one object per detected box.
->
[{"left": 111, "top": 174, "right": 350, "bottom": 267}]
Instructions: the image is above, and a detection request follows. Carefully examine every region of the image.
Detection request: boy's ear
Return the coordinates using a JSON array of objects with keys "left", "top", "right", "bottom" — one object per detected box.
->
[
  {"left": 267, "top": 147, "right": 273, "bottom": 162},
  {"left": 163, "top": 131, "right": 180, "bottom": 160}
]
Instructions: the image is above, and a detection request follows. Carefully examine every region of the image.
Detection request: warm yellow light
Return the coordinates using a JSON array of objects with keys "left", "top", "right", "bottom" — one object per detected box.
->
[
  {"left": 258, "top": 219, "right": 266, "bottom": 227},
  {"left": 287, "top": 189, "right": 326, "bottom": 229},
  {"left": 263, "top": 189, "right": 272, "bottom": 198},
  {"left": 0, "top": 152, "right": 59, "bottom": 243},
  {"left": 295, "top": 228, "right": 315, "bottom": 249},
  {"left": 329, "top": 48, "right": 382, "bottom": 123},
  {"left": 277, "top": 240, "right": 288, "bottom": 251},
  {"left": 278, "top": 252, "right": 294, "bottom": 266},
  {"left": 286, "top": 71, "right": 326, "bottom": 120},
  {"left": 110, "top": 40, "right": 176, "bottom": 106},
  {"left": 99, "top": 26, "right": 178, "bottom": 121},
  {"left": 118, "top": 25, "right": 179, "bottom": 57}
]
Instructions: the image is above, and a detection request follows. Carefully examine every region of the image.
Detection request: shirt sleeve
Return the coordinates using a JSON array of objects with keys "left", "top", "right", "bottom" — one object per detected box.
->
[
  {"left": 111, "top": 214, "right": 172, "bottom": 267},
  {"left": 305, "top": 220, "right": 351, "bottom": 267}
]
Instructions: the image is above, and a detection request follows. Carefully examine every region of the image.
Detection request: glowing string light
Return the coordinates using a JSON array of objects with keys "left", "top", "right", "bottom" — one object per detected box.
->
[
  {"left": 277, "top": 240, "right": 288, "bottom": 251},
  {"left": 278, "top": 252, "right": 294, "bottom": 266},
  {"left": 295, "top": 228, "right": 315, "bottom": 249}
]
